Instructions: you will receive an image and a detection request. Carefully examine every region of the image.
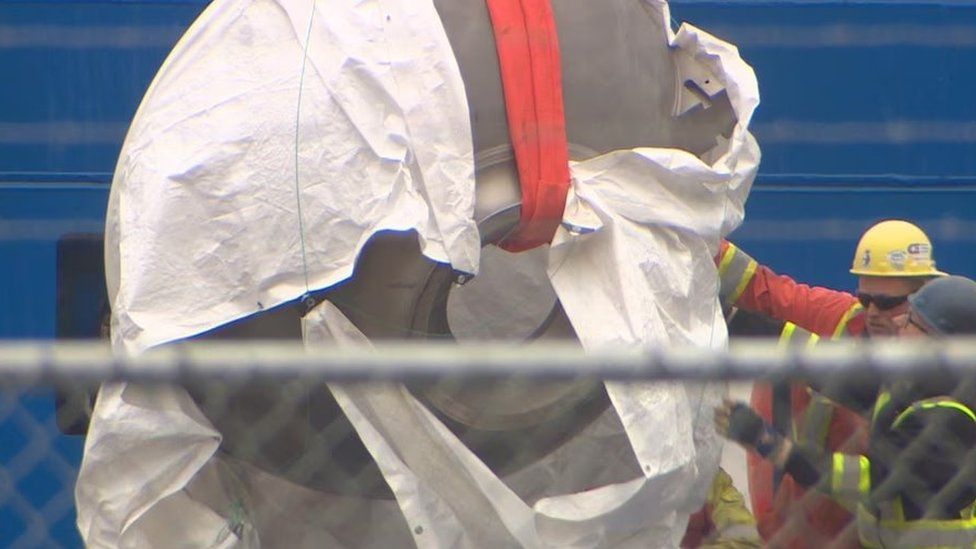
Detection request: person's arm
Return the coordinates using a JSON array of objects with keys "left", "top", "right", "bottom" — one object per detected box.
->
[
  {"left": 727, "top": 309, "right": 879, "bottom": 416},
  {"left": 715, "top": 400, "right": 864, "bottom": 505},
  {"left": 717, "top": 241, "right": 863, "bottom": 338},
  {"left": 709, "top": 399, "right": 976, "bottom": 525}
]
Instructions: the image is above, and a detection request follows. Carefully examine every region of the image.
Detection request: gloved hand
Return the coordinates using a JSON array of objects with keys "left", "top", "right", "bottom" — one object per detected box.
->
[{"left": 714, "top": 399, "right": 785, "bottom": 459}]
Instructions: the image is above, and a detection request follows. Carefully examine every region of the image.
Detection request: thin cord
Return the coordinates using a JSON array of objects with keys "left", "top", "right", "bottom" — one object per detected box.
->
[{"left": 293, "top": 0, "right": 317, "bottom": 302}]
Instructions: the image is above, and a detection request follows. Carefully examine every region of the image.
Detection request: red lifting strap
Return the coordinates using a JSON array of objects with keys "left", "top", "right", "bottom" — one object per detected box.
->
[{"left": 485, "top": 0, "right": 571, "bottom": 252}]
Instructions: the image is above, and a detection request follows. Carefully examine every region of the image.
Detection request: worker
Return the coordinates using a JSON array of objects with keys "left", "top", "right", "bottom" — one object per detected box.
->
[
  {"left": 717, "top": 220, "right": 946, "bottom": 339},
  {"left": 715, "top": 220, "right": 946, "bottom": 546},
  {"left": 716, "top": 275, "right": 976, "bottom": 548}
]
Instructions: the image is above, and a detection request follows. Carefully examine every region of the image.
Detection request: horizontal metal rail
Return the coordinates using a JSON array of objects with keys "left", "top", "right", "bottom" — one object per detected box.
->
[{"left": 0, "top": 339, "right": 974, "bottom": 386}]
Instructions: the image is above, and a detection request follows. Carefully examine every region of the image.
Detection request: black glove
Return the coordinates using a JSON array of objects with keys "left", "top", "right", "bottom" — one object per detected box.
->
[{"left": 716, "top": 401, "right": 785, "bottom": 458}]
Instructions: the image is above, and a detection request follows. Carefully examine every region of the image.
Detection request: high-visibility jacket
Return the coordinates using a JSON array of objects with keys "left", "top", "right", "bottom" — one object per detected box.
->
[
  {"left": 681, "top": 468, "right": 762, "bottom": 549},
  {"left": 808, "top": 392, "right": 976, "bottom": 548},
  {"left": 717, "top": 240, "right": 866, "bottom": 338},
  {"left": 717, "top": 241, "right": 870, "bottom": 548}
]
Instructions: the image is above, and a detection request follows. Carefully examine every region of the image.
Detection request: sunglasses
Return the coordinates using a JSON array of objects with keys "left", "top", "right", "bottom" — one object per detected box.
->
[{"left": 857, "top": 292, "right": 910, "bottom": 311}]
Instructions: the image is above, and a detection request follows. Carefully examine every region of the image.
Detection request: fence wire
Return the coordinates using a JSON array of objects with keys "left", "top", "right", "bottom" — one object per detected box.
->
[
  {"left": 3, "top": 340, "right": 976, "bottom": 547},
  {"left": 4, "top": 339, "right": 976, "bottom": 384}
]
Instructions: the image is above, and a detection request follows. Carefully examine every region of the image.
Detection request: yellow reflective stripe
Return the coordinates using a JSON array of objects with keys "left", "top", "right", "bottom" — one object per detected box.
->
[
  {"left": 873, "top": 390, "right": 892, "bottom": 423},
  {"left": 858, "top": 455, "right": 871, "bottom": 498},
  {"left": 718, "top": 244, "right": 759, "bottom": 308},
  {"left": 778, "top": 322, "right": 797, "bottom": 347},
  {"left": 860, "top": 504, "right": 976, "bottom": 548},
  {"left": 779, "top": 323, "right": 820, "bottom": 355},
  {"left": 879, "top": 499, "right": 907, "bottom": 522},
  {"left": 718, "top": 245, "right": 738, "bottom": 276},
  {"left": 832, "top": 302, "right": 864, "bottom": 340},
  {"left": 892, "top": 517, "right": 976, "bottom": 529},
  {"left": 831, "top": 452, "right": 844, "bottom": 494},
  {"left": 892, "top": 398, "right": 976, "bottom": 429},
  {"left": 831, "top": 453, "right": 870, "bottom": 505},
  {"left": 729, "top": 260, "right": 758, "bottom": 305}
]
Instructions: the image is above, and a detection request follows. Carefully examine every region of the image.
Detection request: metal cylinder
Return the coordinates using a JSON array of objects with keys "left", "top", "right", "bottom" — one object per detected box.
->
[{"left": 191, "top": 0, "right": 736, "bottom": 496}]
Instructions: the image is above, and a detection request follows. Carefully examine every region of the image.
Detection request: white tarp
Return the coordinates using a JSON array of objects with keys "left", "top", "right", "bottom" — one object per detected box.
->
[
  {"left": 78, "top": 0, "right": 760, "bottom": 546},
  {"left": 104, "top": 0, "right": 479, "bottom": 355},
  {"left": 303, "top": 301, "right": 718, "bottom": 548},
  {"left": 548, "top": 3, "right": 760, "bottom": 528}
]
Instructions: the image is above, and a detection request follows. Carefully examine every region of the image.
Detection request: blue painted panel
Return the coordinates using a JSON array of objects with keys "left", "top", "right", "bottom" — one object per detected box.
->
[
  {"left": 4, "top": 1, "right": 976, "bottom": 184},
  {"left": 0, "top": 186, "right": 107, "bottom": 339},
  {"left": 0, "top": 2, "right": 205, "bottom": 175},
  {"left": 0, "top": 186, "right": 105, "bottom": 548},
  {"left": 672, "top": 1, "right": 976, "bottom": 181},
  {"left": 2, "top": 3, "right": 199, "bottom": 546},
  {"left": 735, "top": 186, "right": 976, "bottom": 293},
  {"left": 0, "top": 391, "right": 84, "bottom": 548}
]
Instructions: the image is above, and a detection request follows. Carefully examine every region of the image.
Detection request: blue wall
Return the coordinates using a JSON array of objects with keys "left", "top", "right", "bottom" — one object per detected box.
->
[
  {"left": 2, "top": 0, "right": 976, "bottom": 546},
  {"left": 1, "top": 2, "right": 205, "bottom": 546},
  {"left": 671, "top": 0, "right": 976, "bottom": 291}
]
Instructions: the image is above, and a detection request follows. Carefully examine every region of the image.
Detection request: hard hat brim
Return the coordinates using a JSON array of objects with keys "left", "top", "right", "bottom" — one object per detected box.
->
[{"left": 849, "top": 268, "right": 948, "bottom": 277}]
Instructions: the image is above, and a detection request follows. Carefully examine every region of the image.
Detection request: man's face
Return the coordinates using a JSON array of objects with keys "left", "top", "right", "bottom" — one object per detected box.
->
[
  {"left": 896, "top": 311, "right": 929, "bottom": 339},
  {"left": 857, "top": 276, "right": 920, "bottom": 337}
]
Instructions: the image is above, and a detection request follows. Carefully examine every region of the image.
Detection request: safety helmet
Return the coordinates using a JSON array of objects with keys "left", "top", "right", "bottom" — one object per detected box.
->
[
  {"left": 849, "top": 220, "right": 946, "bottom": 277},
  {"left": 907, "top": 276, "right": 976, "bottom": 335}
]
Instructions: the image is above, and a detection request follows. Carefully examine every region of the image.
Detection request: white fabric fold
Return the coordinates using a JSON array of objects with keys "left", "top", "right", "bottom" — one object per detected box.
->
[
  {"left": 75, "top": 383, "right": 228, "bottom": 548},
  {"left": 302, "top": 301, "right": 703, "bottom": 548},
  {"left": 543, "top": 8, "right": 760, "bottom": 541},
  {"left": 106, "top": 0, "right": 479, "bottom": 355},
  {"left": 81, "top": 0, "right": 760, "bottom": 546},
  {"left": 305, "top": 300, "right": 540, "bottom": 548}
]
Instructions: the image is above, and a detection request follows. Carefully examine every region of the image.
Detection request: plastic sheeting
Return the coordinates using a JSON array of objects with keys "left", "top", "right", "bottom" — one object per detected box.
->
[
  {"left": 104, "top": 0, "right": 479, "bottom": 354},
  {"left": 304, "top": 301, "right": 717, "bottom": 548},
  {"left": 548, "top": 7, "right": 760, "bottom": 528},
  {"left": 79, "top": 0, "right": 760, "bottom": 546},
  {"left": 76, "top": 381, "right": 415, "bottom": 547}
]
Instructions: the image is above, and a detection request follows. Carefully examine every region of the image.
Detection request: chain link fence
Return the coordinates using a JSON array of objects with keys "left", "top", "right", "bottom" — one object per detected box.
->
[{"left": 3, "top": 340, "right": 976, "bottom": 547}]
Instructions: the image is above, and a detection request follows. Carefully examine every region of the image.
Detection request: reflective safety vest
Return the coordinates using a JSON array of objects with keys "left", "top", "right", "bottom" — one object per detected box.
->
[
  {"left": 776, "top": 323, "right": 825, "bottom": 450},
  {"left": 856, "top": 504, "right": 976, "bottom": 549},
  {"left": 828, "top": 397, "right": 976, "bottom": 548},
  {"left": 747, "top": 322, "right": 867, "bottom": 548},
  {"left": 830, "top": 453, "right": 976, "bottom": 548}
]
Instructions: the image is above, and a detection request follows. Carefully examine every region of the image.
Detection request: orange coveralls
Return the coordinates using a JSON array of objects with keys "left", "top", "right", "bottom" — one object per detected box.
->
[{"left": 717, "top": 241, "right": 870, "bottom": 548}]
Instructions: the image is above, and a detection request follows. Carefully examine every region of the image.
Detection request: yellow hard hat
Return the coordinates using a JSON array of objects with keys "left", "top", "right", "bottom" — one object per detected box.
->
[{"left": 850, "top": 220, "right": 946, "bottom": 277}]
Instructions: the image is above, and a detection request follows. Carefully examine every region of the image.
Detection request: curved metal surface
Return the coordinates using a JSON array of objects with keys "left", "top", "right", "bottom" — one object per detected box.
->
[
  {"left": 188, "top": 0, "right": 737, "bottom": 496},
  {"left": 420, "top": 147, "right": 604, "bottom": 434},
  {"left": 434, "top": 0, "right": 736, "bottom": 160}
]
